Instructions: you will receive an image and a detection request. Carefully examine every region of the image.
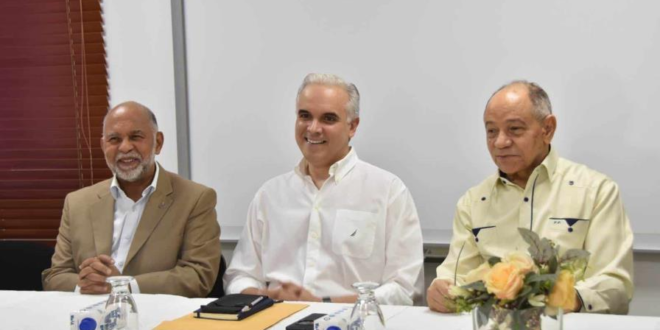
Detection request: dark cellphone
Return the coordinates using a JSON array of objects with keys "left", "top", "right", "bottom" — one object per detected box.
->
[{"left": 285, "top": 313, "right": 327, "bottom": 330}]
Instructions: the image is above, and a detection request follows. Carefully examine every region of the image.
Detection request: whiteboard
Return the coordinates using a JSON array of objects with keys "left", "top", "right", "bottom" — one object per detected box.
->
[{"left": 184, "top": 0, "right": 660, "bottom": 234}]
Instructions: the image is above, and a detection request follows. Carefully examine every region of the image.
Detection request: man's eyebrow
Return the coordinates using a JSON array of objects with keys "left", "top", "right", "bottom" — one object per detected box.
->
[
  {"left": 297, "top": 109, "right": 310, "bottom": 114},
  {"left": 505, "top": 119, "right": 527, "bottom": 125}
]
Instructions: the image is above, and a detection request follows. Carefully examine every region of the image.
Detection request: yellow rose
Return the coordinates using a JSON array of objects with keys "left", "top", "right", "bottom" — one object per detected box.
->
[
  {"left": 547, "top": 270, "right": 577, "bottom": 311},
  {"left": 465, "top": 262, "right": 492, "bottom": 284},
  {"left": 485, "top": 262, "right": 524, "bottom": 300},
  {"left": 503, "top": 251, "right": 538, "bottom": 275}
]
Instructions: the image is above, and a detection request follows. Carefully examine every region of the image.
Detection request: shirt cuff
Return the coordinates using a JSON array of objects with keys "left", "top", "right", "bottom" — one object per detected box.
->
[
  {"left": 74, "top": 285, "right": 81, "bottom": 294},
  {"left": 226, "top": 277, "right": 264, "bottom": 295},
  {"left": 575, "top": 286, "right": 605, "bottom": 313},
  {"left": 374, "top": 282, "right": 413, "bottom": 306}
]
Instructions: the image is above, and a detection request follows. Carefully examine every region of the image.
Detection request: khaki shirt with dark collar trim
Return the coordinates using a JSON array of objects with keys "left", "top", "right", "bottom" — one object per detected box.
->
[{"left": 436, "top": 147, "right": 634, "bottom": 314}]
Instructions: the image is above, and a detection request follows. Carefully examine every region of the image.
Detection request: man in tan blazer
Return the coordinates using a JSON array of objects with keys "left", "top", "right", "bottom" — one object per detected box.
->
[{"left": 42, "top": 101, "right": 221, "bottom": 298}]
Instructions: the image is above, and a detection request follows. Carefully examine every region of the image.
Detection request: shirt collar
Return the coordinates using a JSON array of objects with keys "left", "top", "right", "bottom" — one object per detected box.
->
[
  {"left": 496, "top": 145, "right": 558, "bottom": 187},
  {"left": 110, "top": 162, "right": 160, "bottom": 200},
  {"left": 294, "top": 147, "right": 358, "bottom": 183}
]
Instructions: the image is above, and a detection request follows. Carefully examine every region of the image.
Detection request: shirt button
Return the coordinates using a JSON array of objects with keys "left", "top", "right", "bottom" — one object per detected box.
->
[
  {"left": 524, "top": 197, "right": 529, "bottom": 202},
  {"left": 311, "top": 232, "right": 319, "bottom": 239},
  {"left": 588, "top": 304, "right": 593, "bottom": 310},
  {"left": 308, "top": 261, "right": 316, "bottom": 268}
]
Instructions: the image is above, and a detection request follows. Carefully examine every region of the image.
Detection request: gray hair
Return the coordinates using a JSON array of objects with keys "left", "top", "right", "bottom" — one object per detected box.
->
[
  {"left": 489, "top": 80, "right": 552, "bottom": 122},
  {"left": 103, "top": 101, "right": 159, "bottom": 132},
  {"left": 296, "top": 73, "right": 360, "bottom": 122}
]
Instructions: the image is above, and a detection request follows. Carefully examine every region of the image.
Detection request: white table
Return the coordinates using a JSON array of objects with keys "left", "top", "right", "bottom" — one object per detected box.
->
[{"left": 1, "top": 291, "right": 659, "bottom": 330}]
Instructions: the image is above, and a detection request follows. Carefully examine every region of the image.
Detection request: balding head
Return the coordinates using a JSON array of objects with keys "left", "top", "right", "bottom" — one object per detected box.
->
[
  {"left": 103, "top": 101, "right": 158, "bottom": 133},
  {"left": 487, "top": 80, "right": 552, "bottom": 122}
]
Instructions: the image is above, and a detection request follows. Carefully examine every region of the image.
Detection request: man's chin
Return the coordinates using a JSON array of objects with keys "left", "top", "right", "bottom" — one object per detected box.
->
[{"left": 114, "top": 168, "right": 144, "bottom": 182}]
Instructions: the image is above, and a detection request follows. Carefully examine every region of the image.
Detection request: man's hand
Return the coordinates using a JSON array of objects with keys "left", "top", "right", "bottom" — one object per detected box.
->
[
  {"left": 77, "top": 255, "right": 121, "bottom": 294},
  {"left": 427, "top": 279, "right": 455, "bottom": 313},
  {"left": 241, "top": 283, "right": 321, "bottom": 302}
]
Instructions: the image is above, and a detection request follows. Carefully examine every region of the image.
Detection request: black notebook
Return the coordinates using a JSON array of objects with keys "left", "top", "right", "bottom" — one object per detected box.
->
[{"left": 194, "top": 294, "right": 274, "bottom": 321}]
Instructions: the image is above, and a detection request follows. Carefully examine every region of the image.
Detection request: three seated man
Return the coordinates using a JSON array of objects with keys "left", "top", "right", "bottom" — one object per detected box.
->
[{"left": 42, "top": 75, "right": 633, "bottom": 313}]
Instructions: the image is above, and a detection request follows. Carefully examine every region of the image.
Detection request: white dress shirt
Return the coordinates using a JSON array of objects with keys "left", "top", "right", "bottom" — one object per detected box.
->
[
  {"left": 225, "top": 149, "right": 424, "bottom": 305},
  {"left": 75, "top": 164, "right": 159, "bottom": 294}
]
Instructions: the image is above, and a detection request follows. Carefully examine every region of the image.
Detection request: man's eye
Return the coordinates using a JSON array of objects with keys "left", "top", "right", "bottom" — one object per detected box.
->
[
  {"left": 298, "top": 113, "right": 310, "bottom": 119},
  {"left": 324, "top": 116, "right": 338, "bottom": 122}
]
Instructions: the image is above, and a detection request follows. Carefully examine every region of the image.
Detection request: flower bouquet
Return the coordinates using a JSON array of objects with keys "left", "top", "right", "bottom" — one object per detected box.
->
[{"left": 450, "top": 228, "right": 590, "bottom": 330}]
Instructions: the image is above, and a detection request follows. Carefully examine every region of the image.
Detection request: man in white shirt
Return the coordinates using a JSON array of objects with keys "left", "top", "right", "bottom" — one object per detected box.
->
[
  {"left": 43, "top": 101, "right": 221, "bottom": 297},
  {"left": 225, "top": 73, "right": 424, "bottom": 305}
]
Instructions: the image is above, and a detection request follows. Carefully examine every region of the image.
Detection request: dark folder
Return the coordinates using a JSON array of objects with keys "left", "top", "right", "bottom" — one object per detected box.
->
[{"left": 194, "top": 294, "right": 274, "bottom": 321}]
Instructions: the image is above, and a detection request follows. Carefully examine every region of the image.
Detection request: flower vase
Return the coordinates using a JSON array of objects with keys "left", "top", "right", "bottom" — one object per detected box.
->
[{"left": 472, "top": 305, "right": 563, "bottom": 330}]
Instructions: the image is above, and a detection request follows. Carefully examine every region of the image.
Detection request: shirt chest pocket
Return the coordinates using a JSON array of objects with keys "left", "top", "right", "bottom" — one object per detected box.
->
[
  {"left": 545, "top": 185, "right": 592, "bottom": 248},
  {"left": 332, "top": 209, "right": 378, "bottom": 259}
]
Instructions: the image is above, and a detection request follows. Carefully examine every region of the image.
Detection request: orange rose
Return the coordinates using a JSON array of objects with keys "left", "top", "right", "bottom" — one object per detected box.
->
[
  {"left": 547, "top": 270, "right": 577, "bottom": 311},
  {"left": 465, "top": 262, "right": 491, "bottom": 284},
  {"left": 485, "top": 262, "right": 524, "bottom": 300},
  {"left": 503, "top": 251, "right": 538, "bottom": 275}
]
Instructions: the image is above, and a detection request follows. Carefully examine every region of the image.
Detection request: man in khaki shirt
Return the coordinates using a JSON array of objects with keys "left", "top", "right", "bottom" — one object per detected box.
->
[{"left": 427, "top": 81, "right": 634, "bottom": 314}]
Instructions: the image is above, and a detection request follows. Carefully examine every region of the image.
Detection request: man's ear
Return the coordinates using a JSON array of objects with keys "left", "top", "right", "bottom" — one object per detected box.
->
[
  {"left": 155, "top": 132, "right": 164, "bottom": 155},
  {"left": 542, "top": 114, "right": 557, "bottom": 144},
  {"left": 348, "top": 117, "right": 360, "bottom": 139}
]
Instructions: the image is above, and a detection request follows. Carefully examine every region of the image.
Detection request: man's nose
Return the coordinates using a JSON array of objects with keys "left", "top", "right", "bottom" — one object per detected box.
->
[
  {"left": 307, "top": 119, "right": 321, "bottom": 133},
  {"left": 118, "top": 139, "right": 133, "bottom": 153},
  {"left": 494, "top": 132, "right": 510, "bottom": 148}
]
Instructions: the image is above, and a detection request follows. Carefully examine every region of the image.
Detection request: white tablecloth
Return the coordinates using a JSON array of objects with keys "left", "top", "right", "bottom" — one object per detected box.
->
[{"left": 1, "top": 291, "right": 659, "bottom": 330}]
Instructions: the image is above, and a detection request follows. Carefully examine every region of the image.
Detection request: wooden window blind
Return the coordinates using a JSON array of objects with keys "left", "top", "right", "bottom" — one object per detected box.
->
[{"left": 0, "top": 0, "right": 111, "bottom": 245}]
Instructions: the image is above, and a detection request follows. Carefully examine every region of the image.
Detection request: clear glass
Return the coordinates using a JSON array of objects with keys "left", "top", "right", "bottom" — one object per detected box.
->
[
  {"left": 103, "top": 276, "right": 139, "bottom": 330},
  {"left": 348, "top": 282, "right": 385, "bottom": 330},
  {"left": 472, "top": 305, "right": 563, "bottom": 330}
]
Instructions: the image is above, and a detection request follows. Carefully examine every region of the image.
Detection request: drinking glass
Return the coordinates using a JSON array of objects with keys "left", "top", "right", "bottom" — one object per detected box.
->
[
  {"left": 348, "top": 282, "right": 385, "bottom": 330},
  {"left": 103, "top": 276, "right": 139, "bottom": 330}
]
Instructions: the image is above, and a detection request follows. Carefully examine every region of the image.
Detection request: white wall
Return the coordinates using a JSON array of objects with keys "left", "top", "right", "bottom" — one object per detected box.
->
[
  {"left": 103, "top": 0, "right": 179, "bottom": 173},
  {"left": 184, "top": 0, "right": 660, "bottom": 235}
]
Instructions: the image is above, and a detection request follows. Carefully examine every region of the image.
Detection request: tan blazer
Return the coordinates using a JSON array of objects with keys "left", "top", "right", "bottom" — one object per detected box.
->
[{"left": 42, "top": 167, "right": 221, "bottom": 298}]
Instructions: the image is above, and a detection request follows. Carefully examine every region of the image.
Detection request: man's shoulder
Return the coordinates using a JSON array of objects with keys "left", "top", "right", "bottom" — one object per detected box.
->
[
  {"left": 164, "top": 169, "right": 214, "bottom": 194},
  {"left": 355, "top": 158, "right": 398, "bottom": 177},
  {"left": 65, "top": 178, "right": 112, "bottom": 203},
  {"left": 462, "top": 174, "right": 499, "bottom": 199},
  {"left": 555, "top": 156, "right": 615, "bottom": 189}
]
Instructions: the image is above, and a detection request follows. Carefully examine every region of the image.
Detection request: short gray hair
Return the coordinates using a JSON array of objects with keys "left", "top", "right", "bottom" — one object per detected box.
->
[
  {"left": 296, "top": 73, "right": 360, "bottom": 122},
  {"left": 103, "top": 101, "right": 159, "bottom": 132},
  {"left": 489, "top": 80, "right": 552, "bottom": 122}
]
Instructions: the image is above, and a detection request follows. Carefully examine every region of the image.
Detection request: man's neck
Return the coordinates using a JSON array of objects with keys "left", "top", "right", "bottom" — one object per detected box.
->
[
  {"left": 307, "top": 164, "right": 330, "bottom": 189},
  {"left": 118, "top": 165, "right": 157, "bottom": 202}
]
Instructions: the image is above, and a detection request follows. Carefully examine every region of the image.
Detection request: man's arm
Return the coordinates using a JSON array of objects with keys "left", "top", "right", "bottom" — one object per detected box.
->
[
  {"left": 42, "top": 195, "right": 79, "bottom": 291},
  {"left": 373, "top": 180, "right": 424, "bottom": 306},
  {"left": 225, "top": 194, "right": 268, "bottom": 294},
  {"left": 431, "top": 193, "right": 485, "bottom": 312},
  {"left": 575, "top": 180, "right": 634, "bottom": 314},
  {"left": 133, "top": 188, "right": 221, "bottom": 298}
]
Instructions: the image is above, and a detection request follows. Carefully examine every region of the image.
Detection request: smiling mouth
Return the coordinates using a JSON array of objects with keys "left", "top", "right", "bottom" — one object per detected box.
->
[
  {"left": 117, "top": 158, "right": 140, "bottom": 168},
  {"left": 305, "top": 137, "right": 326, "bottom": 145}
]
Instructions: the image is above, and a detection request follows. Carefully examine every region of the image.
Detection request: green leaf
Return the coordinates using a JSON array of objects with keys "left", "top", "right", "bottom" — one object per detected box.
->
[
  {"left": 549, "top": 255, "right": 558, "bottom": 274},
  {"left": 527, "top": 273, "right": 557, "bottom": 284},
  {"left": 560, "top": 249, "right": 591, "bottom": 263},
  {"left": 462, "top": 281, "right": 487, "bottom": 292},
  {"left": 539, "top": 238, "right": 556, "bottom": 263},
  {"left": 488, "top": 256, "right": 502, "bottom": 266},
  {"left": 518, "top": 228, "right": 543, "bottom": 261}
]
